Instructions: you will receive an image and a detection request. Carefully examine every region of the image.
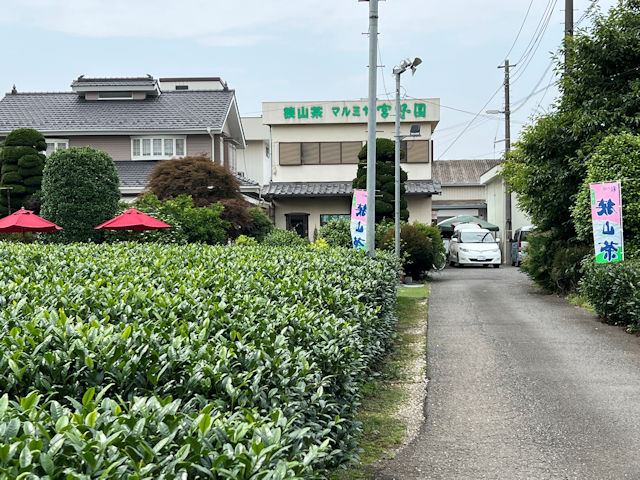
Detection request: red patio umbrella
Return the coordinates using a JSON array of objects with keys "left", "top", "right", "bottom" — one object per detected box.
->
[
  {"left": 94, "top": 208, "right": 171, "bottom": 232},
  {"left": 0, "top": 208, "right": 62, "bottom": 234}
]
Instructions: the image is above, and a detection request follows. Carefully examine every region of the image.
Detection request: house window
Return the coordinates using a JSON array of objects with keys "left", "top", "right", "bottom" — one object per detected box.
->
[
  {"left": 44, "top": 139, "right": 68, "bottom": 156},
  {"left": 320, "top": 214, "right": 350, "bottom": 226},
  {"left": 131, "top": 136, "right": 187, "bottom": 160},
  {"left": 279, "top": 141, "right": 363, "bottom": 165},
  {"left": 401, "top": 140, "right": 430, "bottom": 163}
]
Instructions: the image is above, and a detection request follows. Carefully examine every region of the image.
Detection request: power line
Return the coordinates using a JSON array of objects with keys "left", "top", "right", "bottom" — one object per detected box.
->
[
  {"left": 436, "top": 83, "right": 503, "bottom": 160},
  {"left": 504, "top": 0, "right": 535, "bottom": 60}
]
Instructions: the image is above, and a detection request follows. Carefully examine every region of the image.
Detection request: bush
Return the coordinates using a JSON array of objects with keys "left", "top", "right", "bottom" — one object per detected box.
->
[
  {"left": 572, "top": 133, "right": 640, "bottom": 260},
  {"left": 263, "top": 228, "right": 309, "bottom": 247},
  {"left": 580, "top": 258, "right": 640, "bottom": 330},
  {"left": 413, "top": 222, "right": 446, "bottom": 265},
  {"left": 382, "top": 224, "right": 432, "bottom": 278},
  {"left": 40, "top": 147, "right": 120, "bottom": 243},
  {"left": 235, "top": 234, "right": 258, "bottom": 246},
  {"left": 319, "top": 218, "right": 352, "bottom": 248},
  {"left": 2, "top": 127, "right": 47, "bottom": 149},
  {"left": 550, "top": 243, "right": 592, "bottom": 294},
  {"left": 132, "top": 192, "right": 229, "bottom": 245},
  {"left": 245, "top": 206, "right": 273, "bottom": 242}
]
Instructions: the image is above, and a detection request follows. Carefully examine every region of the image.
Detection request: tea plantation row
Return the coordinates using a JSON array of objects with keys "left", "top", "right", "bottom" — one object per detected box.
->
[{"left": 0, "top": 243, "right": 401, "bottom": 479}]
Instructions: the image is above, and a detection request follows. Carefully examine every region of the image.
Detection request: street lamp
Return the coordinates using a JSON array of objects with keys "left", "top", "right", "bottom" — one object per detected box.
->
[{"left": 393, "top": 57, "right": 422, "bottom": 259}]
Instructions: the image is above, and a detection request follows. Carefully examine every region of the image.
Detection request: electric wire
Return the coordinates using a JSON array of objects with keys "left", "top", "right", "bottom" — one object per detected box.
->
[{"left": 504, "top": 0, "right": 535, "bottom": 60}]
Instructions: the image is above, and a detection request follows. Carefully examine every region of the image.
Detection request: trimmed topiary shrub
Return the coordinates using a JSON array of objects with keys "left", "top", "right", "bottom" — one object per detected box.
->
[
  {"left": 0, "top": 128, "right": 47, "bottom": 215},
  {"left": 40, "top": 147, "right": 120, "bottom": 243}
]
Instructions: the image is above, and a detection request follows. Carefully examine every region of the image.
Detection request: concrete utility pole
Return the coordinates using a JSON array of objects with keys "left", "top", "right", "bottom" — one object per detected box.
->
[
  {"left": 366, "top": 0, "right": 378, "bottom": 256},
  {"left": 498, "top": 59, "right": 513, "bottom": 242},
  {"left": 565, "top": 0, "right": 574, "bottom": 67}
]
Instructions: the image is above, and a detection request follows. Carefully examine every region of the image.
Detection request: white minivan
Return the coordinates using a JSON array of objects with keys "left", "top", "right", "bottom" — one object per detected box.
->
[{"left": 448, "top": 227, "right": 502, "bottom": 268}]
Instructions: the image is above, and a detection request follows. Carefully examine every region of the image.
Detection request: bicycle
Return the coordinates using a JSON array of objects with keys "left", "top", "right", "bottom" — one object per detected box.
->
[{"left": 432, "top": 251, "right": 447, "bottom": 272}]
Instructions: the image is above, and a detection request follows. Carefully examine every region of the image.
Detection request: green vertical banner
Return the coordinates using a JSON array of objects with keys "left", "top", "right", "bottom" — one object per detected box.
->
[{"left": 590, "top": 181, "right": 624, "bottom": 263}]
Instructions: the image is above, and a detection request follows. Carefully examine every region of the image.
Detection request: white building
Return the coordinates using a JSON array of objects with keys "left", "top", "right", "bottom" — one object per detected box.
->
[
  {"left": 481, "top": 164, "right": 531, "bottom": 261},
  {"left": 245, "top": 98, "right": 442, "bottom": 240}
]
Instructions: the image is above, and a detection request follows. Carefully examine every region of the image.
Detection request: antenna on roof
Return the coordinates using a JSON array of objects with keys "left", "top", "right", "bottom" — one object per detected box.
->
[{"left": 11, "top": 85, "right": 17, "bottom": 94}]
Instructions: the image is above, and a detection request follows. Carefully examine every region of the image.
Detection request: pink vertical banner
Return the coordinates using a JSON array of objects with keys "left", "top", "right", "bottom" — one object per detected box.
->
[
  {"left": 351, "top": 189, "right": 367, "bottom": 250},
  {"left": 590, "top": 181, "right": 624, "bottom": 263}
]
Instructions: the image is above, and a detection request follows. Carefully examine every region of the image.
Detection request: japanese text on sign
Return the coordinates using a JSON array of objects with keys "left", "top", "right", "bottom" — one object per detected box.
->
[
  {"left": 351, "top": 189, "right": 367, "bottom": 250},
  {"left": 590, "top": 181, "right": 624, "bottom": 263}
]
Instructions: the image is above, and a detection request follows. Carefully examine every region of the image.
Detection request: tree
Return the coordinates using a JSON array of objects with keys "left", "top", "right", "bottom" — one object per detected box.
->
[
  {"left": 352, "top": 138, "right": 408, "bottom": 223},
  {"left": 572, "top": 133, "right": 640, "bottom": 259},
  {"left": 0, "top": 128, "right": 47, "bottom": 216},
  {"left": 145, "top": 155, "right": 252, "bottom": 236},
  {"left": 40, "top": 147, "right": 120, "bottom": 243},
  {"left": 501, "top": 0, "right": 640, "bottom": 288}
]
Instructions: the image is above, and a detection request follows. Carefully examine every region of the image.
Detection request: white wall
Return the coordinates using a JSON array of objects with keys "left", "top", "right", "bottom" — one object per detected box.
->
[{"left": 273, "top": 197, "right": 351, "bottom": 241}]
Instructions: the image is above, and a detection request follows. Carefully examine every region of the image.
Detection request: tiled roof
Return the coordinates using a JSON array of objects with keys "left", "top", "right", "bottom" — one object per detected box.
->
[
  {"left": 432, "top": 159, "right": 500, "bottom": 185},
  {"left": 115, "top": 161, "right": 157, "bottom": 188},
  {"left": 115, "top": 160, "right": 258, "bottom": 190},
  {"left": 0, "top": 90, "right": 235, "bottom": 134},
  {"left": 262, "top": 180, "right": 441, "bottom": 200}
]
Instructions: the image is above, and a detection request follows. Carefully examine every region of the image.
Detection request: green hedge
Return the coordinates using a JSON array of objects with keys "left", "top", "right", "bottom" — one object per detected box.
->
[
  {"left": 580, "top": 259, "right": 640, "bottom": 330},
  {"left": 0, "top": 243, "right": 400, "bottom": 477}
]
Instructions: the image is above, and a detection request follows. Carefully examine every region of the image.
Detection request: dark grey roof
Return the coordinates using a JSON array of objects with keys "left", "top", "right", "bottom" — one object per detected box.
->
[
  {"left": 71, "top": 76, "right": 157, "bottom": 89},
  {"left": 115, "top": 161, "right": 157, "bottom": 188},
  {"left": 263, "top": 180, "right": 441, "bottom": 200},
  {"left": 0, "top": 90, "right": 235, "bottom": 134},
  {"left": 432, "top": 159, "right": 500, "bottom": 185},
  {"left": 115, "top": 160, "right": 258, "bottom": 190}
]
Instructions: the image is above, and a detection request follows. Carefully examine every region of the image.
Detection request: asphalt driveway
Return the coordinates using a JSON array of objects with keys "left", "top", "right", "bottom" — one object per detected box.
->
[{"left": 375, "top": 265, "right": 640, "bottom": 479}]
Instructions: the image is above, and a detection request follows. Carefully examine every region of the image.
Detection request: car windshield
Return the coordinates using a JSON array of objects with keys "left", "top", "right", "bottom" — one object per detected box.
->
[
  {"left": 521, "top": 231, "right": 529, "bottom": 241},
  {"left": 460, "top": 231, "right": 495, "bottom": 243}
]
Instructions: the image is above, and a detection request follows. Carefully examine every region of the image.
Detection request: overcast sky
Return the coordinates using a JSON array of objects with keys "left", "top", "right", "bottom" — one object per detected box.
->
[{"left": 0, "top": 0, "right": 617, "bottom": 159}]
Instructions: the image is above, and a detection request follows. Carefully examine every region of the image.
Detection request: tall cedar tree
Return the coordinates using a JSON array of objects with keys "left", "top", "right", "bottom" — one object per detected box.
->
[
  {"left": 352, "top": 138, "right": 409, "bottom": 223},
  {"left": 144, "top": 156, "right": 252, "bottom": 235},
  {"left": 0, "top": 128, "right": 47, "bottom": 215}
]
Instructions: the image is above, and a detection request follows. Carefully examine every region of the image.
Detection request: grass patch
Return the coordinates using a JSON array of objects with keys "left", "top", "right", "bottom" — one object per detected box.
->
[
  {"left": 330, "top": 284, "right": 429, "bottom": 479},
  {"left": 567, "top": 293, "right": 595, "bottom": 312},
  {"left": 398, "top": 284, "right": 428, "bottom": 298}
]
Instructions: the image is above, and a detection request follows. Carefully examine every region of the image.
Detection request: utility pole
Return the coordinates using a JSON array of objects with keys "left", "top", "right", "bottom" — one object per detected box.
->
[
  {"left": 498, "top": 59, "right": 513, "bottom": 248},
  {"left": 366, "top": 0, "right": 378, "bottom": 256},
  {"left": 565, "top": 0, "right": 574, "bottom": 67}
]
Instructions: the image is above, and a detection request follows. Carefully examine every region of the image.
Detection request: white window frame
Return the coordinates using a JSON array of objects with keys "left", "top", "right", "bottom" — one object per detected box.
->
[
  {"left": 130, "top": 136, "right": 187, "bottom": 160},
  {"left": 44, "top": 138, "right": 69, "bottom": 157}
]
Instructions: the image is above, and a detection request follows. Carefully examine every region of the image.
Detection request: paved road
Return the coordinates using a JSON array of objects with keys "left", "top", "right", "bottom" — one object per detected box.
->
[{"left": 375, "top": 266, "right": 640, "bottom": 480}]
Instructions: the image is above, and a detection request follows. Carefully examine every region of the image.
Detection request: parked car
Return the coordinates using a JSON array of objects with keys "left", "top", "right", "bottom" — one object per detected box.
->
[
  {"left": 448, "top": 228, "right": 501, "bottom": 268},
  {"left": 511, "top": 225, "right": 535, "bottom": 266}
]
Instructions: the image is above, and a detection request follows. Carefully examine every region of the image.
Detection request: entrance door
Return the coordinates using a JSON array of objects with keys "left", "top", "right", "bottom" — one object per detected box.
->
[{"left": 285, "top": 213, "right": 309, "bottom": 240}]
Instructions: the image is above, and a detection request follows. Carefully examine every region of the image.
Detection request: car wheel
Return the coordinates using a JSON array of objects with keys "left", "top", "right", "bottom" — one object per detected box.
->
[
  {"left": 493, "top": 264, "right": 500, "bottom": 268},
  {"left": 456, "top": 255, "right": 462, "bottom": 268},
  {"left": 511, "top": 259, "right": 516, "bottom": 266}
]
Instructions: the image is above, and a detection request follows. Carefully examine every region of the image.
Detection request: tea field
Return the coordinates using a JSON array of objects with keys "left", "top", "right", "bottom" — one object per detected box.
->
[{"left": 0, "top": 242, "right": 400, "bottom": 479}]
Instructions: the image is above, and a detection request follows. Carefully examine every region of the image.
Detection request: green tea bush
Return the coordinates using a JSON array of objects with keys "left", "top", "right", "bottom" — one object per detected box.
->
[
  {"left": 579, "top": 258, "right": 640, "bottom": 330},
  {"left": 262, "top": 228, "right": 308, "bottom": 246},
  {"left": 550, "top": 243, "right": 592, "bottom": 294},
  {"left": 318, "top": 218, "right": 351, "bottom": 248},
  {"left": 0, "top": 242, "right": 400, "bottom": 477}
]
